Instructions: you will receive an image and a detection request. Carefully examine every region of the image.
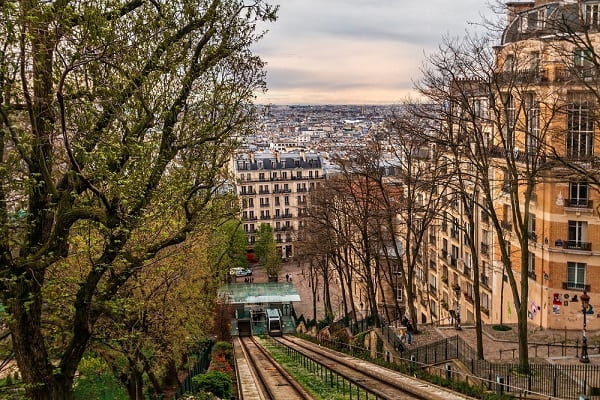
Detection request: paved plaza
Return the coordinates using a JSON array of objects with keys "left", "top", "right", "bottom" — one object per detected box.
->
[{"left": 239, "top": 261, "right": 600, "bottom": 365}]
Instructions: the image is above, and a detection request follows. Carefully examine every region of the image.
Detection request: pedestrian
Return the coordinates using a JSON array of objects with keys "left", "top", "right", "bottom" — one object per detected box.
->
[
  {"left": 401, "top": 315, "right": 408, "bottom": 327},
  {"left": 286, "top": 273, "right": 289, "bottom": 282},
  {"left": 406, "top": 320, "right": 414, "bottom": 345},
  {"left": 289, "top": 274, "right": 292, "bottom": 282}
]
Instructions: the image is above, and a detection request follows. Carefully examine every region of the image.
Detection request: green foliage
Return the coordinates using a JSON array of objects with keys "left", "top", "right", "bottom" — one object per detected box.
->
[
  {"left": 192, "top": 371, "right": 232, "bottom": 400},
  {"left": 73, "top": 356, "right": 128, "bottom": 400},
  {"left": 254, "top": 224, "right": 281, "bottom": 278},
  {"left": 492, "top": 325, "right": 512, "bottom": 331},
  {"left": 207, "top": 220, "right": 248, "bottom": 280},
  {"left": 0, "top": 0, "right": 277, "bottom": 397}
]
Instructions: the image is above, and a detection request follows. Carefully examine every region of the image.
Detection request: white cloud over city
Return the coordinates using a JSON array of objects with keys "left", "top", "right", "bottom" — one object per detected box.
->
[{"left": 253, "top": 0, "right": 496, "bottom": 104}]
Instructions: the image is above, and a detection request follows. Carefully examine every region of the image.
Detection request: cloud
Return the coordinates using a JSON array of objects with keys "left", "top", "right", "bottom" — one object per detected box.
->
[{"left": 253, "top": 0, "right": 495, "bottom": 104}]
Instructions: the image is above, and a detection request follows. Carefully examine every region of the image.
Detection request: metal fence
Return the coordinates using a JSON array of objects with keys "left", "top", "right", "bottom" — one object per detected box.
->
[
  {"left": 381, "top": 330, "right": 600, "bottom": 399},
  {"left": 174, "top": 341, "right": 214, "bottom": 399}
]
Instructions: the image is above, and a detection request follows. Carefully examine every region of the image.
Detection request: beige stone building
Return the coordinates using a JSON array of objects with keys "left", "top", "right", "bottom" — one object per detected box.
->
[
  {"left": 232, "top": 150, "right": 325, "bottom": 259},
  {"left": 412, "top": 0, "right": 600, "bottom": 331}
]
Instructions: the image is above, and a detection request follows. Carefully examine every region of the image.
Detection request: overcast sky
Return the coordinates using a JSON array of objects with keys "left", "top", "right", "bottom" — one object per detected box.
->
[{"left": 253, "top": 1, "right": 497, "bottom": 105}]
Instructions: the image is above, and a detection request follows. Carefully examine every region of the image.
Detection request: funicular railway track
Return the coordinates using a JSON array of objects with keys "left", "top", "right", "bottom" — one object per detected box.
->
[
  {"left": 237, "top": 336, "right": 313, "bottom": 400},
  {"left": 274, "top": 336, "right": 469, "bottom": 400}
]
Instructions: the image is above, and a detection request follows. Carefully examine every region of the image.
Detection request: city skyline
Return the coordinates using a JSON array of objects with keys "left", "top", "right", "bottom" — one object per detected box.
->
[{"left": 253, "top": 0, "right": 497, "bottom": 105}]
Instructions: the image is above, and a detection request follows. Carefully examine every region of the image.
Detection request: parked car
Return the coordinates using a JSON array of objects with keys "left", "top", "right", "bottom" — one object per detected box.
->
[{"left": 230, "top": 267, "right": 252, "bottom": 277}]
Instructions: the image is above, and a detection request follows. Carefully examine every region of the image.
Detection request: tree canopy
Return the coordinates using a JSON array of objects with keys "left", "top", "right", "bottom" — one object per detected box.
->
[{"left": 0, "top": 0, "right": 276, "bottom": 398}]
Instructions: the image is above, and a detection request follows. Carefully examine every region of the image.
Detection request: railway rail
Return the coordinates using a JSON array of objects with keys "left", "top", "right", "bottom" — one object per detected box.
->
[
  {"left": 236, "top": 336, "right": 313, "bottom": 400},
  {"left": 274, "top": 335, "right": 469, "bottom": 400}
]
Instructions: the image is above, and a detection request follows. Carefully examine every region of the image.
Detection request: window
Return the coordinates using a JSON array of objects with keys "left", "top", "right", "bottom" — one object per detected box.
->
[
  {"left": 451, "top": 245, "right": 459, "bottom": 267},
  {"left": 567, "top": 94, "right": 594, "bottom": 159},
  {"left": 284, "top": 196, "right": 289, "bottom": 206},
  {"left": 472, "top": 98, "right": 489, "bottom": 120},
  {"left": 570, "top": 181, "right": 589, "bottom": 206},
  {"left": 248, "top": 198, "right": 254, "bottom": 207},
  {"left": 529, "top": 214, "right": 536, "bottom": 240},
  {"left": 586, "top": 3, "right": 600, "bottom": 26},
  {"left": 481, "top": 292, "right": 490, "bottom": 313},
  {"left": 504, "top": 55, "right": 514, "bottom": 72},
  {"left": 567, "top": 262, "right": 586, "bottom": 290},
  {"left": 528, "top": 252, "right": 536, "bottom": 279},
  {"left": 296, "top": 171, "right": 302, "bottom": 178},
  {"left": 525, "top": 93, "right": 540, "bottom": 154},
  {"left": 574, "top": 49, "right": 593, "bottom": 68},
  {"left": 568, "top": 220, "right": 588, "bottom": 247},
  {"left": 503, "top": 94, "right": 515, "bottom": 148},
  {"left": 259, "top": 172, "right": 265, "bottom": 181}
]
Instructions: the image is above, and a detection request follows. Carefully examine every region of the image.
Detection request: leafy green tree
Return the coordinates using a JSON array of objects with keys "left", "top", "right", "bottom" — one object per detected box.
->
[
  {"left": 208, "top": 219, "right": 249, "bottom": 279},
  {"left": 254, "top": 224, "right": 281, "bottom": 280},
  {"left": 0, "top": 1, "right": 277, "bottom": 398}
]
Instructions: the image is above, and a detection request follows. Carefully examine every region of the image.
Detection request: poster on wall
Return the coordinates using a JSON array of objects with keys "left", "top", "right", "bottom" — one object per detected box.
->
[
  {"left": 552, "top": 305, "right": 560, "bottom": 315},
  {"left": 553, "top": 293, "right": 562, "bottom": 305}
]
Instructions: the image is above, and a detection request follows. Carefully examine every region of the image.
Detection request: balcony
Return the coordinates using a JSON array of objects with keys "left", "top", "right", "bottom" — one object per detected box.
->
[
  {"left": 429, "top": 260, "right": 437, "bottom": 271},
  {"left": 563, "top": 282, "right": 591, "bottom": 291},
  {"left": 480, "top": 243, "right": 489, "bottom": 255},
  {"left": 240, "top": 190, "right": 256, "bottom": 196},
  {"left": 528, "top": 231, "right": 537, "bottom": 242},
  {"left": 463, "top": 267, "right": 472, "bottom": 278},
  {"left": 480, "top": 274, "right": 490, "bottom": 288},
  {"left": 501, "top": 220, "right": 513, "bottom": 231},
  {"left": 259, "top": 189, "right": 270, "bottom": 194},
  {"left": 285, "top": 237, "right": 292, "bottom": 243},
  {"left": 528, "top": 270, "right": 537, "bottom": 280},
  {"left": 564, "top": 240, "right": 592, "bottom": 251},
  {"left": 297, "top": 188, "right": 308, "bottom": 192},
  {"left": 564, "top": 199, "right": 593, "bottom": 211},
  {"left": 260, "top": 203, "right": 270, "bottom": 208},
  {"left": 464, "top": 292, "right": 474, "bottom": 304},
  {"left": 260, "top": 215, "right": 270, "bottom": 220},
  {"left": 441, "top": 249, "right": 448, "bottom": 259},
  {"left": 242, "top": 216, "right": 257, "bottom": 221},
  {"left": 282, "top": 213, "right": 293, "bottom": 219}
]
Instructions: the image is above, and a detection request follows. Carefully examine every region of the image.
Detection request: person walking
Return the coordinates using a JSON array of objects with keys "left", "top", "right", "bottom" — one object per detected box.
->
[{"left": 406, "top": 320, "right": 414, "bottom": 345}]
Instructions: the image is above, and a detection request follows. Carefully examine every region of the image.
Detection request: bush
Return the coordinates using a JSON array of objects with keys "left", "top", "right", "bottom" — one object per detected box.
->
[
  {"left": 492, "top": 325, "right": 512, "bottom": 331},
  {"left": 73, "top": 356, "right": 128, "bottom": 400},
  {"left": 192, "top": 370, "right": 232, "bottom": 400}
]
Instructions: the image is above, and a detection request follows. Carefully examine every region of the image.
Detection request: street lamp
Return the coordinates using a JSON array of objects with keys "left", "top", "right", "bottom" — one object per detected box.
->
[
  {"left": 580, "top": 291, "right": 590, "bottom": 364},
  {"left": 453, "top": 283, "right": 462, "bottom": 331}
]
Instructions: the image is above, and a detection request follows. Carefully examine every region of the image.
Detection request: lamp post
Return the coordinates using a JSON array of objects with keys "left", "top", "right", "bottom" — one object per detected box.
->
[
  {"left": 453, "top": 283, "right": 462, "bottom": 331},
  {"left": 580, "top": 291, "right": 590, "bottom": 364}
]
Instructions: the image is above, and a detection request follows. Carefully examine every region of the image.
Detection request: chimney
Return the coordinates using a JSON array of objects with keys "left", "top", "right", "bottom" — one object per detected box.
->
[
  {"left": 300, "top": 150, "right": 306, "bottom": 162},
  {"left": 248, "top": 151, "right": 254, "bottom": 163},
  {"left": 506, "top": 1, "right": 535, "bottom": 26},
  {"left": 273, "top": 150, "right": 280, "bottom": 163}
]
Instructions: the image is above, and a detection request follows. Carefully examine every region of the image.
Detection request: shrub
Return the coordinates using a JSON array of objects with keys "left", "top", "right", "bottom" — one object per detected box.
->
[
  {"left": 192, "top": 370, "right": 232, "bottom": 400},
  {"left": 492, "top": 325, "right": 512, "bottom": 331}
]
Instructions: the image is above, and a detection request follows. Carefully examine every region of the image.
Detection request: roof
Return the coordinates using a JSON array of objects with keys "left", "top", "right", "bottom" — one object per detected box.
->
[{"left": 218, "top": 282, "right": 301, "bottom": 304}]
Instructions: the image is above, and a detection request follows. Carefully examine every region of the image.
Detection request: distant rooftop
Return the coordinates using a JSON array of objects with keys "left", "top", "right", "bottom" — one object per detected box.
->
[{"left": 218, "top": 282, "right": 301, "bottom": 304}]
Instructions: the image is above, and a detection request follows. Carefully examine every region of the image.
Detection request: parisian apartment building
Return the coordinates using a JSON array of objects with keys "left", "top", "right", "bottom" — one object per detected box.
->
[
  {"left": 231, "top": 150, "right": 325, "bottom": 259},
  {"left": 410, "top": 0, "right": 600, "bottom": 331}
]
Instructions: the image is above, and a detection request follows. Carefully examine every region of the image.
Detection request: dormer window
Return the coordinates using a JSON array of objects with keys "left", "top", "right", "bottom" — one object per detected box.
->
[{"left": 585, "top": 3, "right": 600, "bottom": 27}]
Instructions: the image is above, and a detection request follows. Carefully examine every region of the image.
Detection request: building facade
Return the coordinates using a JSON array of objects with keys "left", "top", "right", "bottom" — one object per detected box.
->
[
  {"left": 411, "top": 0, "right": 600, "bottom": 331},
  {"left": 232, "top": 150, "right": 324, "bottom": 259}
]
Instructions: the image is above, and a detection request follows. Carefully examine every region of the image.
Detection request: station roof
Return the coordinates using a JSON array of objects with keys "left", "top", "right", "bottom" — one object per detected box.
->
[{"left": 218, "top": 282, "right": 301, "bottom": 304}]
